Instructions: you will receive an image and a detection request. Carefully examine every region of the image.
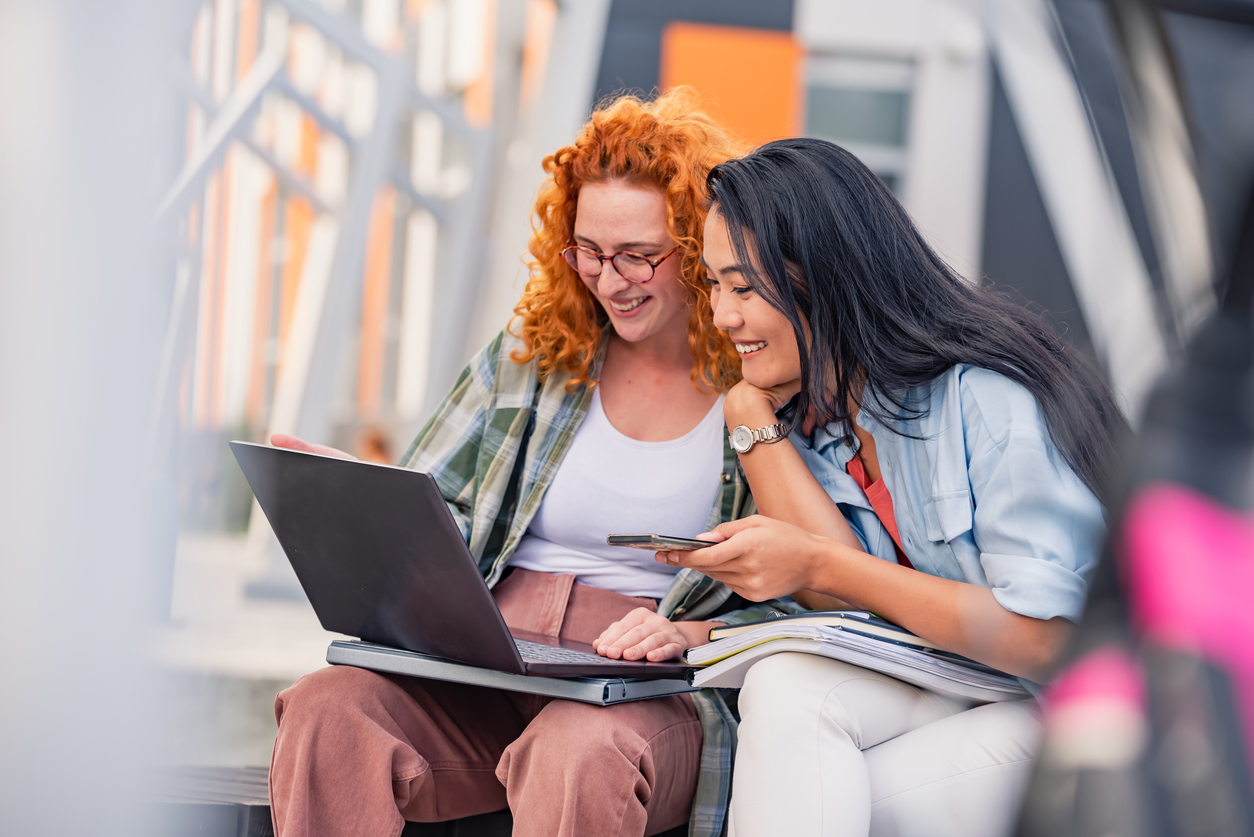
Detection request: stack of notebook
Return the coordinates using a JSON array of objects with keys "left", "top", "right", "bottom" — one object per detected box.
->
[{"left": 684, "top": 611, "right": 1030, "bottom": 703}]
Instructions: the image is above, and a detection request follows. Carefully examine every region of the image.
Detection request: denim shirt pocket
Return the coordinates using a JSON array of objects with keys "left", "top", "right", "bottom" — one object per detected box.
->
[{"left": 923, "top": 489, "right": 974, "bottom": 543}]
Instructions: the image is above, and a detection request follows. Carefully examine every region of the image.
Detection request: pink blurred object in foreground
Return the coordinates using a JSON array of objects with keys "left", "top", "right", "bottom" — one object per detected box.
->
[
  {"left": 1048, "top": 645, "right": 1145, "bottom": 710},
  {"left": 1123, "top": 483, "right": 1254, "bottom": 755}
]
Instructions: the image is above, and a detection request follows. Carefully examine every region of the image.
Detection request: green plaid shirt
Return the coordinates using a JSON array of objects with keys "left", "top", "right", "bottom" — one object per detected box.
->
[{"left": 399, "top": 330, "right": 798, "bottom": 837}]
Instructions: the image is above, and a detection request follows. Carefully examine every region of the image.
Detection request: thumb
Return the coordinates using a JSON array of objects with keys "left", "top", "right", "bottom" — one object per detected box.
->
[{"left": 706, "top": 516, "right": 760, "bottom": 540}]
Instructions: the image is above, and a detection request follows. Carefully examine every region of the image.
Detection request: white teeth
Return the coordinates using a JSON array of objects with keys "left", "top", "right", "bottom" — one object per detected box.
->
[
  {"left": 610, "top": 297, "right": 647, "bottom": 312},
  {"left": 735, "top": 341, "right": 767, "bottom": 354}
]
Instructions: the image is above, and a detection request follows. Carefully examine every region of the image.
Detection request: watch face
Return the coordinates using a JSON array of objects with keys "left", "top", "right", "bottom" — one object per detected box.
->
[{"left": 730, "top": 425, "right": 754, "bottom": 453}]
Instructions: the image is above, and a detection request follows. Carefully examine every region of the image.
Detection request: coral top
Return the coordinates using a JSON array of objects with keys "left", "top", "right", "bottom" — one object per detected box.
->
[{"left": 846, "top": 454, "right": 914, "bottom": 570}]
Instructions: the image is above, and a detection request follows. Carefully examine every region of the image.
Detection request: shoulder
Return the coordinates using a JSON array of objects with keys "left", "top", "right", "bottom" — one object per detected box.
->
[
  {"left": 403, "top": 331, "right": 538, "bottom": 466},
  {"left": 471, "top": 329, "right": 528, "bottom": 375},
  {"left": 925, "top": 365, "right": 1047, "bottom": 451},
  {"left": 950, "top": 364, "right": 1040, "bottom": 412},
  {"left": 463, "top": 329, "right": 538, "bottom": 394}
]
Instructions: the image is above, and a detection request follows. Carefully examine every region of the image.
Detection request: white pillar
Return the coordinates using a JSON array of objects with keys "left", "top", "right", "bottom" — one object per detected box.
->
[{"left": 0, "top": 2, "right": 171, "bottom": 833}]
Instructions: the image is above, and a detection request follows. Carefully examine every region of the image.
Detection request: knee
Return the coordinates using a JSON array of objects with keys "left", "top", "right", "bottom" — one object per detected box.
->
[
  {"left": 512, "top": 702, "right": 632, "bottom": 768},
  {"left": 736, "top": 653, "right": 879, "bottom": 753},
  {"left": 498, "top": 701, "right": 657, "bottom": 791},
  {"left": 739, "top": 652, "right": 834, "bottom": 716},
  {"left": 275, "top": 664, "right": 393, "bottom": 728}
]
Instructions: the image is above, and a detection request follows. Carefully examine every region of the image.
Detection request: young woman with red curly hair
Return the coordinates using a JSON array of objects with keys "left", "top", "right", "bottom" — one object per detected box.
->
[{"left": 267, "top": 90, "right": 788, "bottom": 837}]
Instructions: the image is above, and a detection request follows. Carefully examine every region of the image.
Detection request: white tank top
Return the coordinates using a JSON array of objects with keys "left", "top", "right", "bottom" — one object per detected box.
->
[{"left": 507, "top": 388, "right": 727, "bottom": 598}]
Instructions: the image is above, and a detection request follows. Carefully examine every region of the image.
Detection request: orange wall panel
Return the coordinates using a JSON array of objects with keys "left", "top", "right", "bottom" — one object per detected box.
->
[
  {"left": 356, "top": 186, "right": 398, "bottom": 419},
  {"left": 209, "top": 154, "right": 236, "bottom": 428},
  {"left": 246, "top": 179, "right": 279, "bottom": 427},
  {"left": 194, "top": 173, "right": 223, "bottom": 430},
  {"left": 278, "top": 197, "right": 315, "bottom": 378},
  {"left": 463, "top": 0, "right": 497, "bottom": 127},
  {"left": 659, "top": 22, "right": 802, "bottom": 149},
  {"left": 236, "top": 0, "right": 261, "bottom": 79}
]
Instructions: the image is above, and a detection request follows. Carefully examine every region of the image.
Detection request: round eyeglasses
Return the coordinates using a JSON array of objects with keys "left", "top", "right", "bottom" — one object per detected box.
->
[{"left": 560, "top": 243, "right": 679, "bottom": 284}]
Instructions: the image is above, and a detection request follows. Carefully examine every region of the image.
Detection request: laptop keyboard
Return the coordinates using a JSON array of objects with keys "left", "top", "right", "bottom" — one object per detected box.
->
[{"left": 514, "top": 637, "right": 632, "bottom": 665}]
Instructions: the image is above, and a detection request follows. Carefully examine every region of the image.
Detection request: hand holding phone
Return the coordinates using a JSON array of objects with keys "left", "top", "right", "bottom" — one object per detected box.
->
[{"left": 606, "top": 534, "right": 714, "bottom": 551}]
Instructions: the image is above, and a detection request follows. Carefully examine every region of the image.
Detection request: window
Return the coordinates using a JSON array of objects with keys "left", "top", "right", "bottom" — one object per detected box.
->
[{"left": 804, "top": 56, "right": 913, "bottom": 195}]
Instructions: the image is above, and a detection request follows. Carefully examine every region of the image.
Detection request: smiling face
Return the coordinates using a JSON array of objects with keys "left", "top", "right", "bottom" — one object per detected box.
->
[
  {"left": 571, "top": 180, "right": 690, "bottom": 345},
  {"left": 703, "top": 207, "right": 802, "bottom": 389}
]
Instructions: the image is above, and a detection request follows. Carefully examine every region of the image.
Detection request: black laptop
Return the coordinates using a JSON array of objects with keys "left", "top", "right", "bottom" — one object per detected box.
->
[{"left": 229, "top": 442, "right": 689, "bottom": 680}]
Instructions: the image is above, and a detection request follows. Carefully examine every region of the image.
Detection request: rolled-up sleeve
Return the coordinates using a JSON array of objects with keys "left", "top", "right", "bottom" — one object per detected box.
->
[{"left": 963, "top": 373, "right": 1106, "bottom": 623}]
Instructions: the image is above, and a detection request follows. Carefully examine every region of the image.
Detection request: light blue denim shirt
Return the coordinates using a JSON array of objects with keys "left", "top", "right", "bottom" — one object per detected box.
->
[{"left": 790, "top": 364, "right": 1105, "bottom": 624}]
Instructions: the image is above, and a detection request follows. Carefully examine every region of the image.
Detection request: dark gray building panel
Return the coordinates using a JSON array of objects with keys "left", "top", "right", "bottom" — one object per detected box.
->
[
  {"left": 1163, "top": 11, "right": 1254, "bottom": 279},
  {"left": 981, "top": 68, "right": 1100, "bottom": 365},
  {"left": 1056, "top": 0, "right": 1164, "bottom": 301}
]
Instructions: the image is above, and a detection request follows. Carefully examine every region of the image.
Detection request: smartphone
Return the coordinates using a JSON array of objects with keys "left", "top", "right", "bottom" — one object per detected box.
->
[{"left": 606, "top": 534, "right": 714, "bottom": 551}]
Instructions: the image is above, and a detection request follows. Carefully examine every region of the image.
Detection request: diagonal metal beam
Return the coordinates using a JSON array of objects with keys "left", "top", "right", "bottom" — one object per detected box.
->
[
  {"left": 235, "top": 134, "right": 330, "bottom": 214},
  {"left": 1149, "top": 0, "right": 1254, "bottom": 26},
  {"left": 272, "top": 76, "right": 356, "bottom": 146},
  {"left": 982, "top": 0, "right": 1169, "bottom": 417},
  {"left": 388, "top": 166, "right": 447, "bottom": 220},
  {"left": 273, "top": 0, "right": 391, "bottom": 71},
  {"left": 245, "top": 53, "right": 411, "bottom": 601},
  {"left": 1106, "top": 0, "right": 1216, "bottom": 341},
  {"left": 153, "top": 46, "right": 287, "bottom": 224},
  {"left": 277, "top": 56, "right": 408, "bottom": 446}
]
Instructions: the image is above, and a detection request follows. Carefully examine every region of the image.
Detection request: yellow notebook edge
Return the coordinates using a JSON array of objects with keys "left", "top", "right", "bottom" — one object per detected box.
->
[{"left": 706, "top": 615, "right": 942, "bottom": 652}]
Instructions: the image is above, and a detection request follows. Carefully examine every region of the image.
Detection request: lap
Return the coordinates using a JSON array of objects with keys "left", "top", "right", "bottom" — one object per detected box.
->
[
  {"left": 865, "top": 701, "right": 1041, "bottom": 837},
  {"left": 738, "top": 653, "right": 966, "bottom": 750},
  {"left": 730, "top": 653, "right": 1040, "bottom": 837},
  {"left": 273, "top": 570, "right": 703, "bottom": 831},
  {"left": 525, "top": 690, "right": 699, "bottom": 740},
  {"left": 501, "top": 693, "right": 703, "bottom": 836},
  {"left": 278, "top": 665, "right": 538, "bottom": 772},
  {"left": 280, "top": 664, "right": 700, "bottom": 773}
]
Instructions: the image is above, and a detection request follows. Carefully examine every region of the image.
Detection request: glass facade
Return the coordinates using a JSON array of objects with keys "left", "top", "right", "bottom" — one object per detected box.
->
[{"left": 804, "top": 55, "right": 913, "bottom": 194}]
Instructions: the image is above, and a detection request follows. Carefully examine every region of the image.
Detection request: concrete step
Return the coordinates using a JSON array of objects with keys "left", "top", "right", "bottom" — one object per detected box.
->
[{"left": 150, "top": 766, "right": 688, "bottom": 837}]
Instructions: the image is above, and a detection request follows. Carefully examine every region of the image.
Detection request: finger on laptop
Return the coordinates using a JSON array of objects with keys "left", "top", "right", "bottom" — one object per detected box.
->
[
  {"left": 631, "top": 633, "right": 687, "bottom": 662},
  {"left": 270, "top": 433, "right": 358, "bottom": 460},
  {"left": 595, "top": 607, "right": 655, "bottom": 657},
  {"left": 615, "top": 621, "right": 686, "bottom": 661},
  {"left": 596, "top": 608, "right": 685, "bottom": 660}
]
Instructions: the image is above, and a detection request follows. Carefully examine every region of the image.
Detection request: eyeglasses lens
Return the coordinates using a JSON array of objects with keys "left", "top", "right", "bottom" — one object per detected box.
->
[
  {"left": 612, "top": 253, "right": 651, "bottom": 282},
  {"left": 564, "top": 247, "right": 654, "bottom": 283}
]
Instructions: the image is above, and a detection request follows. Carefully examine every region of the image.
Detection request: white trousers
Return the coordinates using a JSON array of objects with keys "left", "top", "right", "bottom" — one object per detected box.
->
[{"left": 728, "top": 653, "right": 1042, "bottom": 837}]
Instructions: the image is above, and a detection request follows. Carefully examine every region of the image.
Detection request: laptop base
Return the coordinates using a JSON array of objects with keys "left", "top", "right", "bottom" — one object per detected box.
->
[{"left": 326, "top": 641, "right": 698, "bottom": 706}]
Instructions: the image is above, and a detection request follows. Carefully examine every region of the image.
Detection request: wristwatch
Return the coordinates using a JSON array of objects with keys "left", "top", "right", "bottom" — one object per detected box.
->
[{"left": 729, "top": 423, "right": 788, "bottom": 453}]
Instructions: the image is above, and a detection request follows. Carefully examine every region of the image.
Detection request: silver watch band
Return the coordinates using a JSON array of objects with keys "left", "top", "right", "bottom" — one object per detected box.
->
[
  {"left": 752, "top": 424, "right": 785, "bottom": 444},
  {"left": 730, "top": 422, "right": 788, "bottom": 453}
]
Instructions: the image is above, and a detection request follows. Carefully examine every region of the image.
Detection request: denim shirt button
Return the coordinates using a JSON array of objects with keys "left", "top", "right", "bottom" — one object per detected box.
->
[{"left": 719, "top": 471, "right": 732, "bottom": 484}]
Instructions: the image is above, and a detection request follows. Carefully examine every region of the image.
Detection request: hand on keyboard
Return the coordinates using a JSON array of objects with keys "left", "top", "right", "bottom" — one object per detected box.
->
[{"left": 514, "top": 638, "right": 630, "bottom": 664}]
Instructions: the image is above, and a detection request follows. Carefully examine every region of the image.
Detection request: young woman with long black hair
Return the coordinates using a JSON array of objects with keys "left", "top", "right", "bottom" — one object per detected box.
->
[{"left": 661, "top": 137, "right": 1126, "bottom": 837}]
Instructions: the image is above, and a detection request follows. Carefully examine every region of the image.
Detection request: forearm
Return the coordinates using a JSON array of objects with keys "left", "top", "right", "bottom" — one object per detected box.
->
[
  {"left": 805, "top": 540, "right": 1072, "bottom": 681},
  {"left": 674, "top": 620, "right": 724, "bottom": 649},
  {"left": 791, "top": 589, "right": 855, "bottom": 611},
  {"left": 726, "top": 398, "right": 862, "bottom": 550}
]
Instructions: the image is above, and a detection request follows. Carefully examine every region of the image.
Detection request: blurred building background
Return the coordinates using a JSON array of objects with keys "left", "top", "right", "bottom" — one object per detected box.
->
[{"left": 144, "top": 0, "right": 1254, "bottom": 768}]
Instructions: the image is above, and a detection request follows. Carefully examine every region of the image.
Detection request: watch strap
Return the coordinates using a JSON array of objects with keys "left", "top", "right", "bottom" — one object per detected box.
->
[
  {"left": 752, "top": 423, "right": 787, "bottom": 444},
  {"left": 730, "top": 422, "right": 788, "bottom": 453}
]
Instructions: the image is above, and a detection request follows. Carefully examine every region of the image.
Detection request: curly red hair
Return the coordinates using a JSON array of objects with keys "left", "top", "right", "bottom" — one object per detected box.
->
[{"left": 510, "top": 88, "right": 746, "bottom": 391}]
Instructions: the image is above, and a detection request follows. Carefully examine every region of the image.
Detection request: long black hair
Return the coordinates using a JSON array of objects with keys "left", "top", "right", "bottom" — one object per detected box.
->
[{"left": 707, "top": 137, "right": 1127, "bottom": 502}]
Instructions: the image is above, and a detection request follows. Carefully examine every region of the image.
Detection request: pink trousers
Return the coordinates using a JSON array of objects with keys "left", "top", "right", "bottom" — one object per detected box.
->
[{"left": 269, "top": 569, "right": 704, "bottom": 837}]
